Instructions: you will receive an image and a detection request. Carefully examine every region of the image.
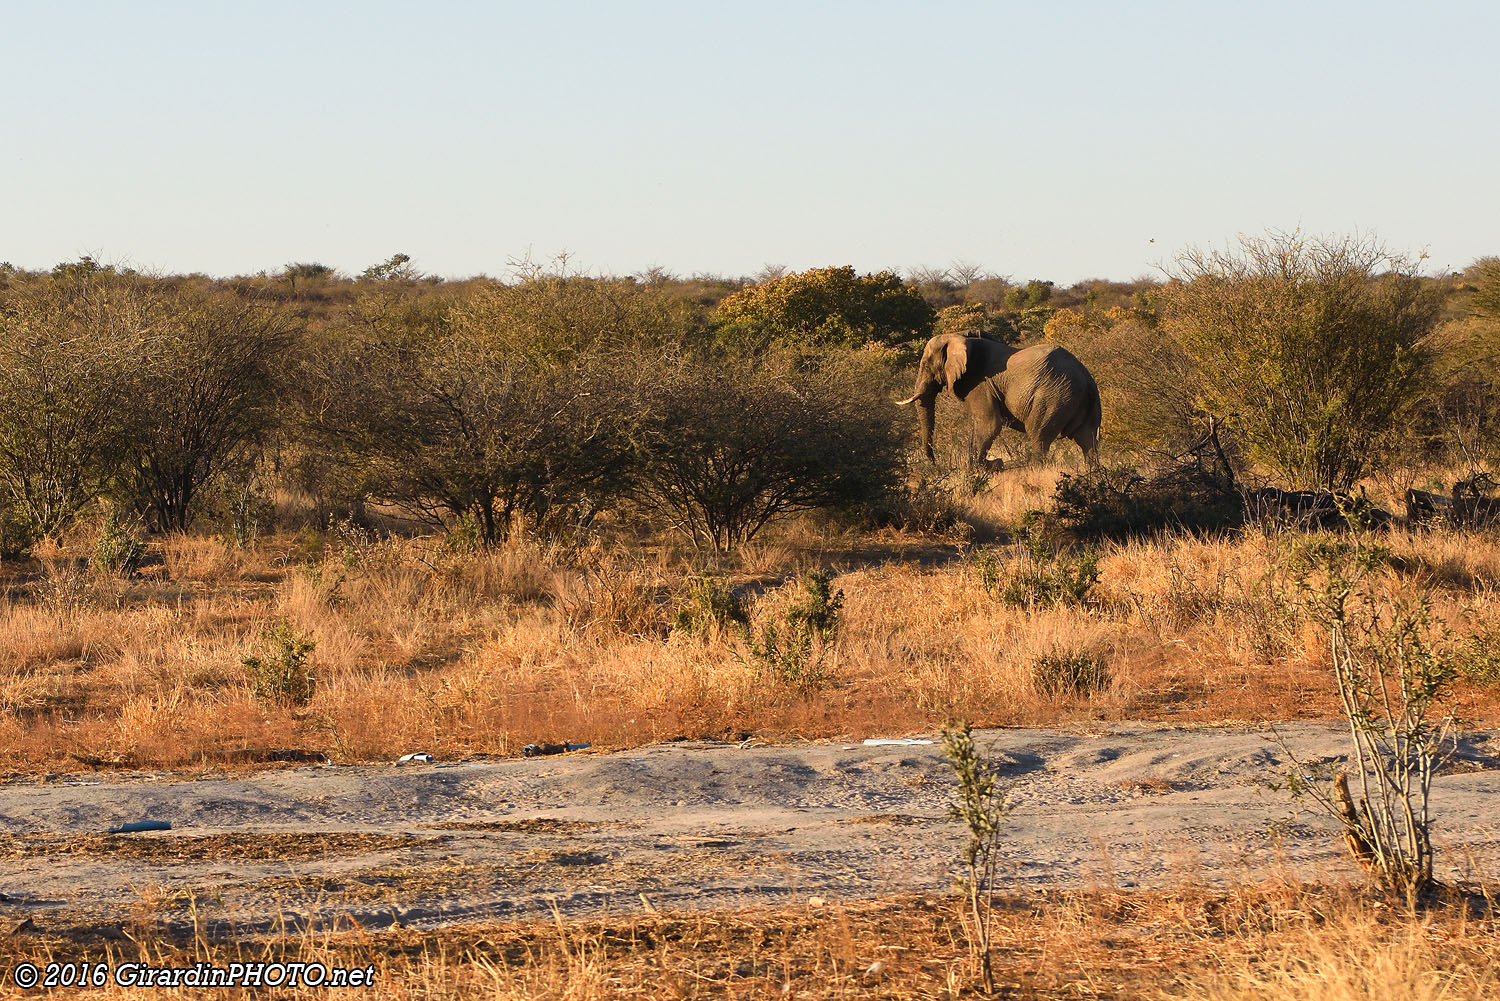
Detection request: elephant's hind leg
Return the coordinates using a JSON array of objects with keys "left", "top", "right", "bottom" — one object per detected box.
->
[{"left": 1027, "top": 429, "right": 1057, "bottom": 466}]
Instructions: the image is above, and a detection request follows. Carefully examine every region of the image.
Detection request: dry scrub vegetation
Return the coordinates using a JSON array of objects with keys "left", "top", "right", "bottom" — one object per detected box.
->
[
  {"left": 4, "top": 470, "right": 1500, "bottom": 772},
  {"left": 5, "top": 245, "right": 1500, "bottom": 997},
  {"left": 1, "top": 882, "right": 1496, "bottom": 999},
  {"left": 3, "top": 238, "right": 1500, "bottom": 774}
]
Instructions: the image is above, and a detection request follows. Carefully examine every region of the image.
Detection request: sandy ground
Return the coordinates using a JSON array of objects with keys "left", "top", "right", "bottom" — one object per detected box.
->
[{"left": 1, "top": 724, "right": 1496, "bottom": 940}]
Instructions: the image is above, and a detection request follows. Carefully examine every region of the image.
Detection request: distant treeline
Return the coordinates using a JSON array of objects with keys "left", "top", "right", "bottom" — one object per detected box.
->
[{"left": 1, "top": 239, "right": 1497, "bottom": 553}]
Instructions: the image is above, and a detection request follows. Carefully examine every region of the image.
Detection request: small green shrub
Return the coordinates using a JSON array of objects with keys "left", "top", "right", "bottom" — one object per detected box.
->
[
  {"left": 296, "top": 558, "right": 351, "bottom": 607},
  {"left": 868, "top": 476, "right": 965, "bottom": 535},
  {"left": 940, "top": 721, "right": 1009, "bottom": 994},
  {"left": 673, "top": 576, "right": 749, "bottom": 639},
  {"left": 748, "top": 570, "right": 844, "bottom": 688},
  {"left": 207, "top": 464, "right": 275, "bottom": 548},
  {"left": 981, "top": 525, "right": 1099, "bottom": 608},
  {"left": 289, "top": 525, "right": 326, "bottom": 564},
  {"left": 1274, "top": 538, "right": 1457, "bottom": 907},
  {"left": 1030, "top": 651, "right": 1111, "bottom": 696},
  {"left": 971, "top": 548, "right": 1005, "bottom": 596},
  {"left": 245, "top": 620, "right": 318, "bottom": 706},
  {"left": 90, "top": 511, "right": 146, "bottom": 576},
  {"left": 442, "top": 513, "right": 484, "bottom": 554},
  {"left": 1454, "top": 626, "right": 1500, "bottom": 685},
  {"left": 1281, "top": 532, "right": 1392, "bottom": 581}
]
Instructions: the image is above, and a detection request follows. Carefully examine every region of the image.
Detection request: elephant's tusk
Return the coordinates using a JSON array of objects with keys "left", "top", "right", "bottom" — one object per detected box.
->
[{"left": 894, "top": 395, "right": 919, "bottom": 406}]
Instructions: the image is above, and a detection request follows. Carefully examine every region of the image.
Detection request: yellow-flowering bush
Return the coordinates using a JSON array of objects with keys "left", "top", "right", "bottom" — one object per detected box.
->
[{"left": 716, "top": 265, "right": 934, "bottom": 348}]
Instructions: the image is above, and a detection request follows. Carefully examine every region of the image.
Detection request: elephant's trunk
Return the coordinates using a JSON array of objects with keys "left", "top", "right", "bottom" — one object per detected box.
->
[
  {"left": 917, "top": 396, "right": 936, "bottom": 463},
  {"left": 899, "top": 359, "right": 942, "bottom": 463}
]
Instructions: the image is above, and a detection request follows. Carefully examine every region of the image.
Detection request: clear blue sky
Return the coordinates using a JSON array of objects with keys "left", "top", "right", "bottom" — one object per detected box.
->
[{"left": 3, "top": 1, "right": 1495, "bottom": 283}]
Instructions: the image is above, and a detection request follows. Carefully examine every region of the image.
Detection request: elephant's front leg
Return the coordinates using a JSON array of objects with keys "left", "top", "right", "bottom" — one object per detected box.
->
[
  {"left": 975, "top": 429, "right": 1004, "bottom": 472},
  {"left": 966, "top": 399, "right": 1007, "bottom": 472}
]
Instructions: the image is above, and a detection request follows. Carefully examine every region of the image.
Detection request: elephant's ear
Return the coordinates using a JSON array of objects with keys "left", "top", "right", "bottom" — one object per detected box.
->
[{"left": 942, "top": 336, "right": 969, "bottom": 390}]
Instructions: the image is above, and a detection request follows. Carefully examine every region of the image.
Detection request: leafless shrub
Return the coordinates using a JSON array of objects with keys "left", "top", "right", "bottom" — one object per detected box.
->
[{"left": 129, "top": 289, "right": 290, "bottom": 532}]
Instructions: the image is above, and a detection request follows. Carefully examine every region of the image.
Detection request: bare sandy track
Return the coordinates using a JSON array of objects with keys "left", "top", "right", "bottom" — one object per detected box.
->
[{"left": 1, "top": 724, "right": 1497, "bottom": 939}]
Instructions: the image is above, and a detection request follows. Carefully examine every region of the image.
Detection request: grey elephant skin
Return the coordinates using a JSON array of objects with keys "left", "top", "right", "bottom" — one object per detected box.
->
[{"left": 898, "top": 332, "right": 1102, "bottom": 468}]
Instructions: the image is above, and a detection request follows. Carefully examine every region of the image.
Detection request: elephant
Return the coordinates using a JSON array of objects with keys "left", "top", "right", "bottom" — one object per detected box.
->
[{"left": 897, "top": 332, "right": 1101, "bottom": 469}]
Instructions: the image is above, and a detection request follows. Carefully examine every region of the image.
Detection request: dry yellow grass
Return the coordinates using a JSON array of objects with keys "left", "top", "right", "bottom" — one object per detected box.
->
[
  {"left": 1, "top": 883, "right": 1494, "bottom": 999},
  {"left": 3, "top": 506, "right": 1500, "bottom": 771},
  {"left": 1175, "top": 918, "right": 1499, "bottom": 1001}
]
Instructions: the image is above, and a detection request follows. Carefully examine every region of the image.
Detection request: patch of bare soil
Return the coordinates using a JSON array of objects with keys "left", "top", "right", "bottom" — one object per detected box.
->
[{"left": 0, "top": 724, "right": 1495, "bottom": 943}]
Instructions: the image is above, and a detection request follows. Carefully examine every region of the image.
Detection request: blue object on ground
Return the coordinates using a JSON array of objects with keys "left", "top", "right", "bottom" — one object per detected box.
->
[{"left": 107, "top": 820, "right": 172, "bottom": 834}]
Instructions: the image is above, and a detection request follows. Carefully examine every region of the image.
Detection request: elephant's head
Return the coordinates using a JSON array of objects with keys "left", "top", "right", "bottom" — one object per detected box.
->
[{"left": 896, "top": 333, "right": 977, "bottom": 462}]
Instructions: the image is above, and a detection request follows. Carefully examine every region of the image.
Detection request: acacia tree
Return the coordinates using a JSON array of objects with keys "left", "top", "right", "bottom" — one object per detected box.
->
[
  {"left": 309, "top": 334, "right": 633, "bottom": 543},
  {"left": 715, "top": 266, "right": 935, "bottom": 349},
  {"left": 299, "top": 273, "right": 686, "bottom": 544},
  {"left": 130, "top": 290, "right": 291, "bottom": 532},
  {"left": 633, "top": 361, "right": 903, "bottom": 554},
  {"left": 1471, "top": 257, "right": 1500, "bottom": 319},
  {"left": 1164, "top": 232, "right": 1438, "bottom": 490},
  {"left": 0, "top": 266, "right": 152, "bottom": 539}
]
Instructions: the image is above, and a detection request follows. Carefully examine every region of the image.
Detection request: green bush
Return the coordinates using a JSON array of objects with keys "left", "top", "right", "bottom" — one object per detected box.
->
[
  {"left": 244, "top": 620, "right": 318, "bottom": 706},
  {"left": 673, "top": 576, "right": 749, "bottom": 639},
  {"left": 1470, "top": 256, "right": 1500, "bottom": 319},
  {"left": 1165, "top": 232, "right": 1438, "bottom": 491},
  {"left": 1280, "top": 532, "right": 1393, "bottom": 581},
  {"left": 1451, "top": 626, "right": 1500, "bottom": 686},
  {"left": 979, "top": 525, "right": 1099, "bottom": 608},
  {"left": 1030, "top": 651, "right": 1111, "bottom": 696},
  {"left": 715, "top": 266, "right": 935, "bottom": 349},
  {"left": 90, "top": 511, "right": 146, "bottom": 576},
  {"left": 441, "top": 513, "right": 484, "bottom": 555},
  {"left": 748, "top": 571, "right": 845, "bottom": 688}
]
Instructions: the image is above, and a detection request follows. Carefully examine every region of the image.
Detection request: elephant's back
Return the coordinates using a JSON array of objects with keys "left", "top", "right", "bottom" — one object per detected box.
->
[{"left": 1015, "top": 343, "right": 1096, "bottom": 391}]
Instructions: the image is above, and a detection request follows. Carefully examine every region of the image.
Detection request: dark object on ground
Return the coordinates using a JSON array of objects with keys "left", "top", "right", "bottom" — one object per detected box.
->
[
  {"left": 1050, "top": 460, "right": 1243, "bottom": 540},
  {"left": 1406, "top": 487, "right": 1454, "bottom": 525},
  {"left": 522, "top": 743, "right": 592, "bottom": 758},
  {"left": 214, "top": 748, "right": 329, "bottom": 765},
  {"left": 1404, "top": 472, "right": 1500, "bottom": 529},
  {"left": 107, "top": 820, "right": 171, "bottom": 834},
  {"left": 1245, "top": 487, "right": 1393, "bottom": 531},
  {"left": 1452, "top": 472, "right": 1500, "bottom": 528}
]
